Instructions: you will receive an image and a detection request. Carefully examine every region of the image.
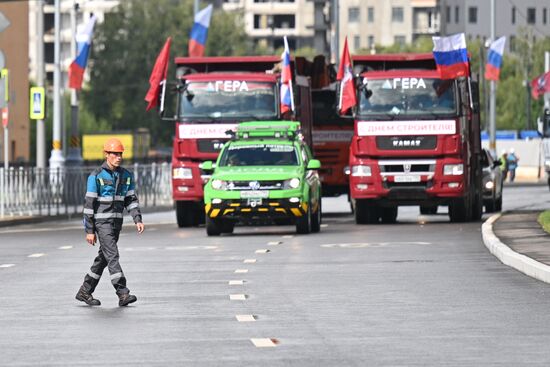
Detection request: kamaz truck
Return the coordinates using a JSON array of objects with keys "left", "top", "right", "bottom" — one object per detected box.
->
[
  {"left": 167, "top": 56, "right": 313, "bottom": 227},
  {"left": 345, "top": 53, "right": 483, "bottom": 223}
]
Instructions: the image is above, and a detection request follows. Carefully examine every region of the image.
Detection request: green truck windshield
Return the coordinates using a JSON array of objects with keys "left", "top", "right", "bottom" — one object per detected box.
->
[
  {"left": 180, "top": 81, "right": 277, "bottom": 119},
  {"left": 358, "top": 77, "right": 456, "bottom": 117},
  {"left": 219, "top": 144, "right": 299, "bottom": 166}
]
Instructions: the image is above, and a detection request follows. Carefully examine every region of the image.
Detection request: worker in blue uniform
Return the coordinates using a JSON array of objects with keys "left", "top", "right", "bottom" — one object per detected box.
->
[{"left": 76, "top": 138, "right": 145, "bottom": 306}]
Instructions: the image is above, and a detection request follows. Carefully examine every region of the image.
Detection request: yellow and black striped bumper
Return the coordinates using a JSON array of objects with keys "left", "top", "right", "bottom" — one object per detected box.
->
[{"left": 205, "top": 199, "right": 310, "bottom": 219}]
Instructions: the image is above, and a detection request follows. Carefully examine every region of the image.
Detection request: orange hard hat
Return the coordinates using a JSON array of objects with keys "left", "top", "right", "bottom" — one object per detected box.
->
[{"left": 103, "top": 138, "right": 125, "bottom": 153}]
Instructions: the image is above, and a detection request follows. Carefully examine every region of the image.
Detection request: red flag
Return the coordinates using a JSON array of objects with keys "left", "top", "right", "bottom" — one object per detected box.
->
[
  {"left": 145, "top": 37, "right": 172, "bottom": 111},
  {"left": 531, "top": 71, "right": 550, "bottom": 100},
  {"left": 337, "top": 37, "right": 357, "bottom": 114}
]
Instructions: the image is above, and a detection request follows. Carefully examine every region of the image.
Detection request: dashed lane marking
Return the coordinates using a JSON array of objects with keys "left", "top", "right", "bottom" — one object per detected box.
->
[
  {"left": 250, "top": 338, "right": 277, "bottom": 348},
  {"left": 234, "top": 269, "right": 249, "bottom": 274},
  {"left": 0, "top": 264, "right": 15, "bottom": 268},
  {"left": 321, "top": 241, "right": 432, "bottom": 248},
  {"left": 58, "top": 246, "right": 73, "bottom": 250},
  {"left": 268, "top": 241, "right": 281, "bottom": 246},
  {"left": 229, "top": 280, "right": 244, "bottom": 285},
  {"left": 244, "top": 259, "right": 257, "bottom": 264},
  {"left": 321, "top": 224, "right": 328, "bottom": 228},
  {"left": 230, "top": 294, "right": 247, "bottom": 300},
  {"left": 282, "top": 235, "right": 294, "bottom": 239},
  {"left": 236, "top": 315, "right": 256, "bottom": 322},
  {"left": 28, "top": 253, "right": 45, "bottom": 258},
  {"left": 255, "top": 249, "right": 270, "bottom": 254}
]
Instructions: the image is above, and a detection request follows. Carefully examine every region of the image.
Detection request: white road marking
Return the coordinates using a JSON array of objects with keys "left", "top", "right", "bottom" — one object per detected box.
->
[
  {"left": 0, "top": 264, "right": 15, "bottom": 268},
  {"left": 321, "top": 224, "right": 328, "bottom": 228},
  {"left": 229, "top": 294, "right": 247, "bottom": 300},
  {"left": 28, "top": 253, "right": 45, "bottom": 258},
  {"left": 255, "top": 249, "right": 270, "bottom": 254},
  {"left": 236, "top": 315, "right": 256, "bottom": 322},
  {"left": 229, "top": 280, "right": 244, "bottom": 285},
  {"left": 244, "top": 259, "right": 257, "bottom": 264},
  {"left": 250, "top": 338, "right": 277, "bottom": 348},
  {"left": 268, "top": 241, "right": 281, "bottom": 246},
  {"left": 165, "top": 245, "right": 218, "bottom": 250},
  {"left": 321, "top": 241, "right": 432, "bottom": 248},
  {"left": 282, "top": 235, "right": 294, "bottom": 239},
  {"left": 58, "top": 246, "right": 73, "bottom": 250},
  {"left": 234, "top": 269, "right": 248, "bottom": 274}
]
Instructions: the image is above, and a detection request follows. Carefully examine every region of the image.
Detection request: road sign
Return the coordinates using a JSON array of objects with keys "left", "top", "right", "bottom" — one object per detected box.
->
[
  {"left": 2, "top": 107, "right": 8, "bottom": 128},
  {"left": 0, "top": 11, "right": 10, "bottom": 33},
  {"left": 30, "top": 87, "right": 45, "bottom": 120},
  {"left": 0, "top": 68, "right": 8, "bottom": 108}
]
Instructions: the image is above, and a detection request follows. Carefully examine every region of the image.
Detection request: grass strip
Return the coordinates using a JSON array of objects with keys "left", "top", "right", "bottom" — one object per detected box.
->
[{"left": 537, "top": 211, "right": 550, "bottom": 234}]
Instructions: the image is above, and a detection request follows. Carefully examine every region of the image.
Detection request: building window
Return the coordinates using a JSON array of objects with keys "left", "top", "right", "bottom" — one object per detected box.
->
[
  {"left": 368, "top": 7, "right": 374, "bottom": 23},
  {"left": 392, "top": 7, "right": 404, "bottom": 23},
  {"left": 527, "top": 8, "right": 536, "bottom": 24},
  {"left": 468, "top": 7, "right": 477, "bottom": 23},
  {"left": 446, "top": 6, "right": 451, "bottom": 23},
  {"left": 394, "top": 35, "right": 406, "bottom": 46},
  {"left": 455, "top": 6, "right": 459, "bottom": 23},
  {"left": 368, "top": 35, "right": 375, "bottom": 49},
  {"left": 512, "top": 6, "right": 516, "bottom": 24},
  {"left": 348, "top": 7, "right": 360, "bottom": 23},
  {"left": 544, "top": 8, "right": 548, "bottom": 24},
  {"left": 509, "top": 35, "right": 516, "bottom": 52},
  {"left": 354, "top": 35, "right": 361, "bottom": 50}
]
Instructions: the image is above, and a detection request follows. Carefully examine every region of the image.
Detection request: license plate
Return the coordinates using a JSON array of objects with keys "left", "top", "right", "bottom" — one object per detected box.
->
[
  {"left": 394, "top": 175, "right": 421, "bottom": 183},
  {"left": 240, "top": 190, "right": 269, "bottom": 199},
  {"left": 247, "top": 198, "right": 262, "bottom": 207}
]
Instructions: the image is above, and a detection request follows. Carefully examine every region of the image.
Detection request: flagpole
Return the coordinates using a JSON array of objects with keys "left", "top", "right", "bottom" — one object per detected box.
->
[
  {"left": 489, "top": 0, "right": 496, "bottom": 155},
  {"left": 67, "top": 1, "right": 83, "bottom": 166},
  {"left": 49, "top": 0, "right": 65, "bottom": 170}
]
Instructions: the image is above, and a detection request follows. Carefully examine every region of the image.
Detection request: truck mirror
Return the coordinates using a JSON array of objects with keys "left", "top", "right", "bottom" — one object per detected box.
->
[
  {"left": 307, "top": 159, "right": 321, "bottom": 170},
  {"left": 201, "top": 161, "right": 214, "bottom": 171},
  {"left": 537, "top": 116, "right": 544, "bottom": 137}
]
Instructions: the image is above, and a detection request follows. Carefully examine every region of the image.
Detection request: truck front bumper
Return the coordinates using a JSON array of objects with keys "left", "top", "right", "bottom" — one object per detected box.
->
[{"left": 205, "top": 198, "right": 309, "bottom": 219}]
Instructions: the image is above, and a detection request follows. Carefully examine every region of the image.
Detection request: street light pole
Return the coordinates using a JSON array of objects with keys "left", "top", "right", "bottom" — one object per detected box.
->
[
  {"left": 49, "top": 0, "right": 65, "bottom": 169},
  {"left": 489, "top": 0, "right": 496, "bottom": 155},
  {"left": 36, "top": 0, "right": 46, "bottom": 169}
]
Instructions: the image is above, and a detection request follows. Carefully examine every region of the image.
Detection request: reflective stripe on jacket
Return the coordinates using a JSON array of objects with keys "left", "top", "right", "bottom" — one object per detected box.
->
[{"left": 83, "top": 162, "right": 142, "bottom": 234}]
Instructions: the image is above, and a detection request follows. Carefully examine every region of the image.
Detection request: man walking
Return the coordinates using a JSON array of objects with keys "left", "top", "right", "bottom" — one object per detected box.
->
[{"left": 76, "top": 138, "right": 145, "bottom": 306}]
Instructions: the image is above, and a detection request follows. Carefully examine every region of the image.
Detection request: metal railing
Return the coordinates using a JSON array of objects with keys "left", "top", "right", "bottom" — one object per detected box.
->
[{"left": 0, "top": 163, "right": 172, "bottom": 219}]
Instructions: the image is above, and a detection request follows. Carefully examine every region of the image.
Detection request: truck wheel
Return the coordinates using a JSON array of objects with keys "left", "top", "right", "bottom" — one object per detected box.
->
[
  {"left": 311, "top": 199, "right": 322, "bottom": 233},
  {"left": 176, "top": 201, "right": 198, "bottom": 228},
  {"left": 380, "top": 206, "right": 398, "bottom": 224},
  {"left": 206, "top": 216, "right": 222, "bottom": 236},
  {"left": 221, "top": 220, "right": 235, "bottom": 234},
  {"left": 419, "top": 205, "right": 437, "bottom": 215},
  {"left": 449, "top": 198, "right": 468, "bottom": 222},
  {"left": 355, "top": 199, "right": 379, "bottom": 224},
  {"left": 495, "top": 195, "right": 503, "bottom": 211},
  {"left": 296, "top": 201, "right": 312, "bottom": 234}
]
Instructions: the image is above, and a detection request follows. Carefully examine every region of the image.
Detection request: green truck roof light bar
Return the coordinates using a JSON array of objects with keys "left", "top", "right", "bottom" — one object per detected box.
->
[{"left": 233, "top": 121, "right": 303, "bottom": 141}]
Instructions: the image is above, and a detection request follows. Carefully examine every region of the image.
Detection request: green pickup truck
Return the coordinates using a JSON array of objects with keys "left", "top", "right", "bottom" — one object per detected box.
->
[{"left": 203, "top": 121, "right": 322, "bottom": 236}]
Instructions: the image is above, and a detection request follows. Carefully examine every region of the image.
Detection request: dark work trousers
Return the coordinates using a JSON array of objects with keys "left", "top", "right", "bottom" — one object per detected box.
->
[{"left": 82, "top": 220, "right": 129, "bottom": 295}]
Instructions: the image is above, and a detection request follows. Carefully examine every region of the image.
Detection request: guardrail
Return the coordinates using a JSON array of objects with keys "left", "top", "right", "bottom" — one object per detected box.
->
[{"left": 0, "top": 163, "right": 172, "bottom": 219}]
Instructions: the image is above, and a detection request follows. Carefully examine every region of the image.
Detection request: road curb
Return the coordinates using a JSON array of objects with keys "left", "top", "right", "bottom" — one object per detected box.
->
[{"left": 482, "top": 212, "right": 550, "bottom": 284}]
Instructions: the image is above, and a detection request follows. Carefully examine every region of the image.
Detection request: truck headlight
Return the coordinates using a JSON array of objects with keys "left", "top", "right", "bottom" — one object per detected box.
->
[
  {"left": 173, "top": 167, "right": 193, "bottom": 179},
  {"left": 485, "top": 180, "right": 494, "bottom": 190},
  {"left": 351, "top": 165, "right": 372, "bottom": 177},
  {"left": 289, "top": 178, "right": 300, "bottom": 189},
  {"left": 211, "top": 179, "right": 226, "bottom": 190},
  {"left": 443, "top": 164, "right": 463, "bottom": 175}
]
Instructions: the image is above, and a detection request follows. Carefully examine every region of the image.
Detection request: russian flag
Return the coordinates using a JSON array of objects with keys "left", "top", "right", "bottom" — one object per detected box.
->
[
  {"left": 280, "top": 36, "right": 294, "bottom": 114},
  {"left": 188, "top": 4, "right": 213, "bottom": 57},
  {"left": 485, "top": 36, "right": 506, "bottom": 81},
  {"left": 432, "top": 33, "right": 470, "bottom": 79},
  {"left": 68, "top": 15, "right": 97, "bottom": 90}
]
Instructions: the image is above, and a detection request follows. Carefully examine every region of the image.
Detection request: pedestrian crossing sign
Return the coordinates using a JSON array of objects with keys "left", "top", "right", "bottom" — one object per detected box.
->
[{"left": 30, "top": 87, "right": 45, "bottom": 120}]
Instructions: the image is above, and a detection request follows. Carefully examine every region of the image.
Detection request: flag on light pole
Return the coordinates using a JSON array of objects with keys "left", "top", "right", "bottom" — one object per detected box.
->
[
  {"left": 68, "top": 15, "right": 97, "bottom": 90},
  {"left": 188, "top": 4, "right": 213, "bottom": 57}
]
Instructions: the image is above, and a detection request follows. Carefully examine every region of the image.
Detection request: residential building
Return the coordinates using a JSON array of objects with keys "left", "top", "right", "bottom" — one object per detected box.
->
[{"left": 222, "top": 0, "right": 315, "bottom": 50}]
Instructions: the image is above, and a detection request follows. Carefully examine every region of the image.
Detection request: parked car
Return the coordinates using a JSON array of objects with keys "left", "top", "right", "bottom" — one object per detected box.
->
[{"left": 481, "top": 148, "right": 503, "bottom": 212}]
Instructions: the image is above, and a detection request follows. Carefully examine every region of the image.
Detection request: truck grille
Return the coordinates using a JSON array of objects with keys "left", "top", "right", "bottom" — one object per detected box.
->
[
  {"left": 378, "top": 160, "right": 436, "bottom": 176},
  {"left": 376, "top": 136, "right": 437, "bottom": 150},
  {"left": 197, "top": 139, "right": 226, "bottom": 153}
]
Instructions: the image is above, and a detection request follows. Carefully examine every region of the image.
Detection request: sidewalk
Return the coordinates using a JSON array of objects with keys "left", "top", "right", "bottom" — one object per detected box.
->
[{"left": 482, "top": 211, "right": 550, "bottom": 284}]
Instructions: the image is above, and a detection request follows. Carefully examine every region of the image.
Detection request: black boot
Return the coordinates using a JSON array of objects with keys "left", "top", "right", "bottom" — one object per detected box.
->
[
  {"left": 118, "top": 293, "right": 137, "bottom": 307},
  {"left": 75, "top": 287, "right": 101, "bottom": 306}
]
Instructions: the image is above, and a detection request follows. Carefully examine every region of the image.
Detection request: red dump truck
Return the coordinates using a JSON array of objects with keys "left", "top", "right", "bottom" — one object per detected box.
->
[
  {"left": 167, "top": 56, "right": 313, "bottom": 227},
  {"left": 346, "top": 53, "right": 483, "bottom": 223}
]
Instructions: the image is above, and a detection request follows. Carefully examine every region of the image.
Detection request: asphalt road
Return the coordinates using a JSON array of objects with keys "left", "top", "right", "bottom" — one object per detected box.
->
[{"left": 1, "top": 185, "right": 550, "bottom": 366}]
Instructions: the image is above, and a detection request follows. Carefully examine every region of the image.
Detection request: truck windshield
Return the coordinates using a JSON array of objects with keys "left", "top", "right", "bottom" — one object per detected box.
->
[
  {"left": 180, "top": 81, "right": 277, "bottom": 119},
  {"left": 219, "top": 144, "right": 299, "bottom": 166},
  {"left": 358, "top": 77, "right": 456, "bottom": 117},
  {"left": 313, "top": 90, "right": 353, "bottom": 126}
]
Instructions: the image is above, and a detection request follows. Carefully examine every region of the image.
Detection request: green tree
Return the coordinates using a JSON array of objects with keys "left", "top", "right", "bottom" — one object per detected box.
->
[{"left": 82, "top": 0, "right": 252, "bottom": 147}]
